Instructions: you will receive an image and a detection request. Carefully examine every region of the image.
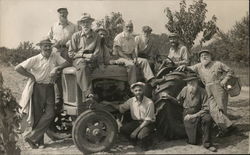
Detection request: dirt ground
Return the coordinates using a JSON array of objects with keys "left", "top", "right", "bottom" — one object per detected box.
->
[{"left": 1, "top": 64, "right": 249, "bottom": 154}]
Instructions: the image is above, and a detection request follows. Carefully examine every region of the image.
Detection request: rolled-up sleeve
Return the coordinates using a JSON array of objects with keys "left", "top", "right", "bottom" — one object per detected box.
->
[
  {"left": 144, "top": 102, "right": 155, "bottom": 122},
  {"left": 118, "top": 99, "right": 131, "bottom": 113},
  {"left": 18, "top": 57, "right": 35, "bottom": 70},
  {"left": 220, "top": 62, "right": 234, "bottom": 80},
  {"left": 113, "top": 34, "right": 122, "bottom": 48}
]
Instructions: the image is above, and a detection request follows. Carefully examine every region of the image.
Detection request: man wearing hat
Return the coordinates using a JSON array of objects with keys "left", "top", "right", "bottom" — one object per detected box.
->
[
  {"left": 48, "top": 8, "right": 78, "bottom": 61},
  {"left": 68, "top": 13, "right": 102, "bottom": 102},
  {"left": 168, "top": 74, "right": 216, "bottom": 152},
  {"left": 177, "top": 49, "right": 236, "bottom": 137},
  {"left": 167, "top": 32, "right": 189, "bottom": 66},
  {"left": 48, "top": 7, "right": 78, "bottom": 107},
  {"left": 110, "top": 82, "right": 155, "bottom": 150},
  {"left": 113, "top": 21, "right": 155, "bottom": 85},
  {"left": 135, "top": 26, "right": 159, "bottom": 72},
  {"left": 15, "top": 38, "right": 70, "bottom": 149}
]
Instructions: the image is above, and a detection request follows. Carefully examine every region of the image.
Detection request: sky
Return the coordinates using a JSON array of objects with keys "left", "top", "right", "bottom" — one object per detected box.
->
[{"left": 0, "top": 0, "right": 249, "bottom": 48}]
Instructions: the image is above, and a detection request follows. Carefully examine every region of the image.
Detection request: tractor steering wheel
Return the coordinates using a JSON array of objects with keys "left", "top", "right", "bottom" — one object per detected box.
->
[{"left": 158, "top": 56, "right": 176, "bottom": 71}]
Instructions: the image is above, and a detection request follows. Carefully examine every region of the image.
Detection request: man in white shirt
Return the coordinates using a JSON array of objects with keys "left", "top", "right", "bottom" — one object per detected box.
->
[
  {"left": 110, "top": 82, "right": 155, "bottom": 150},
  {"left": 15, "top": 38, "right": 70, "bottom": 149}
]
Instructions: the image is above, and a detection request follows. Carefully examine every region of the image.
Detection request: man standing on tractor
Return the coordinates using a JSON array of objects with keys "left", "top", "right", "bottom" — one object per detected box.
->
[
  {"left": 15, "top": 38, "right": 70, "bottom": 149},
  {"left": 135, "top": 26, "right": 159, "bottom": 72},
  {"left": 177, "top": 49, "right": 237, "bottom": 138},
  {"left": 68, "top": 13, "right": 102, "bottom": 102},
  {"left": 48, "top": 7, "right": 78, "bottom": 107},
  {"left": 166, "top": 32, "right": 189, "bottom": 66},
  {"left": 110, "top": 82, "right": 155, "bottom": 150},
  {"left": 112, "top": 20, "right": 155, "bottom": 85}
]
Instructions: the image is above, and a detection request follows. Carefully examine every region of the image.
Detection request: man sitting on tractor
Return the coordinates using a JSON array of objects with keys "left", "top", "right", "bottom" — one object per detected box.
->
[
  {"left": 110, "top": 82, "right": 155, "bottom": 150},
  {"left": 68, "top": 13, "right": 102, "bottom": 102},
  {"left": 135, "top": 26, "right": 159, "bottom": 72},
  {"left": 166, "top": 32, "right": 189, "bottom": 66}
]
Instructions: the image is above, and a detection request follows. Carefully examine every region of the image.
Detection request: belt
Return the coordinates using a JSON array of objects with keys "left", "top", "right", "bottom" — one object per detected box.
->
[
  {"left": 56, "top": 45, "right": 67, "bottom": 49},
  {"left": 205, "top": 80, "right": 220, "bottom": 86},
  {"left": 35, "top": 82, "right": 53, "bottom": 86}
]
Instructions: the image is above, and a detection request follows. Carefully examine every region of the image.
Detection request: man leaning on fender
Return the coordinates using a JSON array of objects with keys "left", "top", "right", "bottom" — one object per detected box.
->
[{"left": 15, "top": 39, "right": 70, "bottom": 149}]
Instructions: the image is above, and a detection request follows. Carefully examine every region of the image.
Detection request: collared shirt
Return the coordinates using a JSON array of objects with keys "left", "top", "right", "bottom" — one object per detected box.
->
[
  {"left": 18, "top": 52, "right": 66, "bottom": 84},
  {"left": 48, "top": 21, "right": 78, "bottom": 45},
  {"left": 189, "top": 61, "right": 234, "bottom": 85},
  {"left": 68, "top": 30, "right": 100, "bottom": 55},
  {"left": 113, "top": 32, "right": 136, "bottom": 55},
  {"left": 177, "top": 86, "right": 209, "bottom": 114},
  {"left": 118, "top": 96, "right": 155, "bottom": 122},
  {"left": 168, "top": 45, "right": 189, "bottom": 65}
]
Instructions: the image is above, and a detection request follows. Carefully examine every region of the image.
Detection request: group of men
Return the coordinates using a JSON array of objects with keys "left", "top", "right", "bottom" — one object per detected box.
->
[{"left": 16, "top": 7, "right": 237, "bottom": 152}]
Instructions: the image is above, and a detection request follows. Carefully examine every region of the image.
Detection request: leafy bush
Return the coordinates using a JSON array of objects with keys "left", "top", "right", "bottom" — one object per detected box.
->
[
  {"left": 0, "top": 41, "right": 39, "bottom": 66},
  {"left": 0, "top": 72, "right": 21, "bottom": 155}
]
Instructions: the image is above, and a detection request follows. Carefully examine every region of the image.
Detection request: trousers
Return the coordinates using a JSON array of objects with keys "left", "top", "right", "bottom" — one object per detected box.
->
[
  {"left": 27, "top": 83, "right": 55, "bottom": 144},
  {"left": 206, "top": 83, "right": 232, "bottom": 130},
  {"left": 120, "top": 120, "right": 154, "bottom": 142},
  {"left": 115, "top": 57, "right": 154, "bottom": 85},
  {"left": 73, "top": 58, "right": 93, "bottom": 102},
  {"left": 184, "top": 113, "right": 212, "bottom": 146}
]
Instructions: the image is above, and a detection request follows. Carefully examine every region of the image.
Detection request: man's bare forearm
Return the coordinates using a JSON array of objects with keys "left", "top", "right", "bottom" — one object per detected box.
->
[{"left": 15, "top": 65, "right": 35, "bottom": 80}]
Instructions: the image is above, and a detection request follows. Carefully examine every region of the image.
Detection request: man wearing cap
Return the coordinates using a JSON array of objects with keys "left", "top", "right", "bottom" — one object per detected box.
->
[
  {"left": 167, "top": 74, "right": 216, "bottom": 152},
  {"left": 177, "top": 49, "right": 236, "bottom": 137},
  {"left": 135, "top": 26, "right": 159, "bottom": 72},
  {"left": 110, "top": 82, "right": 155, "bottom": 150},
  {"left": 15, "top": 39, "right": 70, "bottom": 149},
  {"left": 113, "top": 21, "right": 155, "bottom": 85},
  {"left": 48, "top": 8, "right": 78, "bottom": 61},
  {"left": 167, "top": 32, "right": 189, "bottom": 66},
  {"left": 48, "top": 8, "right": 78, "bottom": 107},
  {"left": 68, "top": 13, "right": 102, "bottom": 102}
]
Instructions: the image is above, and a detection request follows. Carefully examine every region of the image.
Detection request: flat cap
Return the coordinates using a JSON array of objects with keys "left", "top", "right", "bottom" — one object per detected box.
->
[
  {"left": 168, "top": 32, "right": 178, "bottom": 38},
  {"left": 198, "top": 49, "right": 212, "bottom": 57},
  {"left": 130, "top": 82, "right": 145, "bottom": 90},
  {"left": 95, "top": 27, "right": 108, "bottom": 33},
  {"left": 36, "top": 38, "right": 53, "bottom": 46},
  {"left": 57, "top": 8, "right": 68, "bottom": 13},
  {"left": 142, "top": 26, "right": 152, "bottom": 33}
]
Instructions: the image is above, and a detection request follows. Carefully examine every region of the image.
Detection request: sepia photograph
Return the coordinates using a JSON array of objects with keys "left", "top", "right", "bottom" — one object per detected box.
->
[{"left": 0, "top": 0, "right": 249, "bottom": 154}]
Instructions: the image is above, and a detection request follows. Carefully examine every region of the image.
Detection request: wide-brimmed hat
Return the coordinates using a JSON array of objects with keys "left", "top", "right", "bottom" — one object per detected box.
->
[
  {"left": 168, "top": 32, "right": 178, "bottom": 38},
  {"left": 183, "top": 74, "right": 200, "bottom": 82},
  {"left": 130, "top": 82, "right": 145, "bottom": 90},
  {"left": 198, "top": 49, "right": 212, "bottom": 58},
  {"left": 57, "top": 8, "right": 68, "bottom": 13},
  {"left": 78, "top": 13, "right": 94, "bottom": 23},
  {"left": 142, "top": 26, "right": 152, "bottom": 33},
  {"left": 36, "top": 38, "right": 53, "bottom": 46}
]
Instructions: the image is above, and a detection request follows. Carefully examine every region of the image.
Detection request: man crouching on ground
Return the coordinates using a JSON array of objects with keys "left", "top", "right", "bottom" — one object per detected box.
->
[
  {"left": 167, "top": 74, "right": 217, "bottom": 152},
  {"left": 15, "top": 38, "right": 70, "bottom": 149},
  {"left": 110, "top": 82, "right": 155, "bottom": 150}
]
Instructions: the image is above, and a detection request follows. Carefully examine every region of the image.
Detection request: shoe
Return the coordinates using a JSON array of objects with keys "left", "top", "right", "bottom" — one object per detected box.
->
[
  {"left": 38, "top": 144, "right": 46, "bottom": 149},
  {"left": 207, "top": 146, "right": 217, "bottom": 152},
  {"left": 24, "top": 138, "right": 38, "bottom": 149}
]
